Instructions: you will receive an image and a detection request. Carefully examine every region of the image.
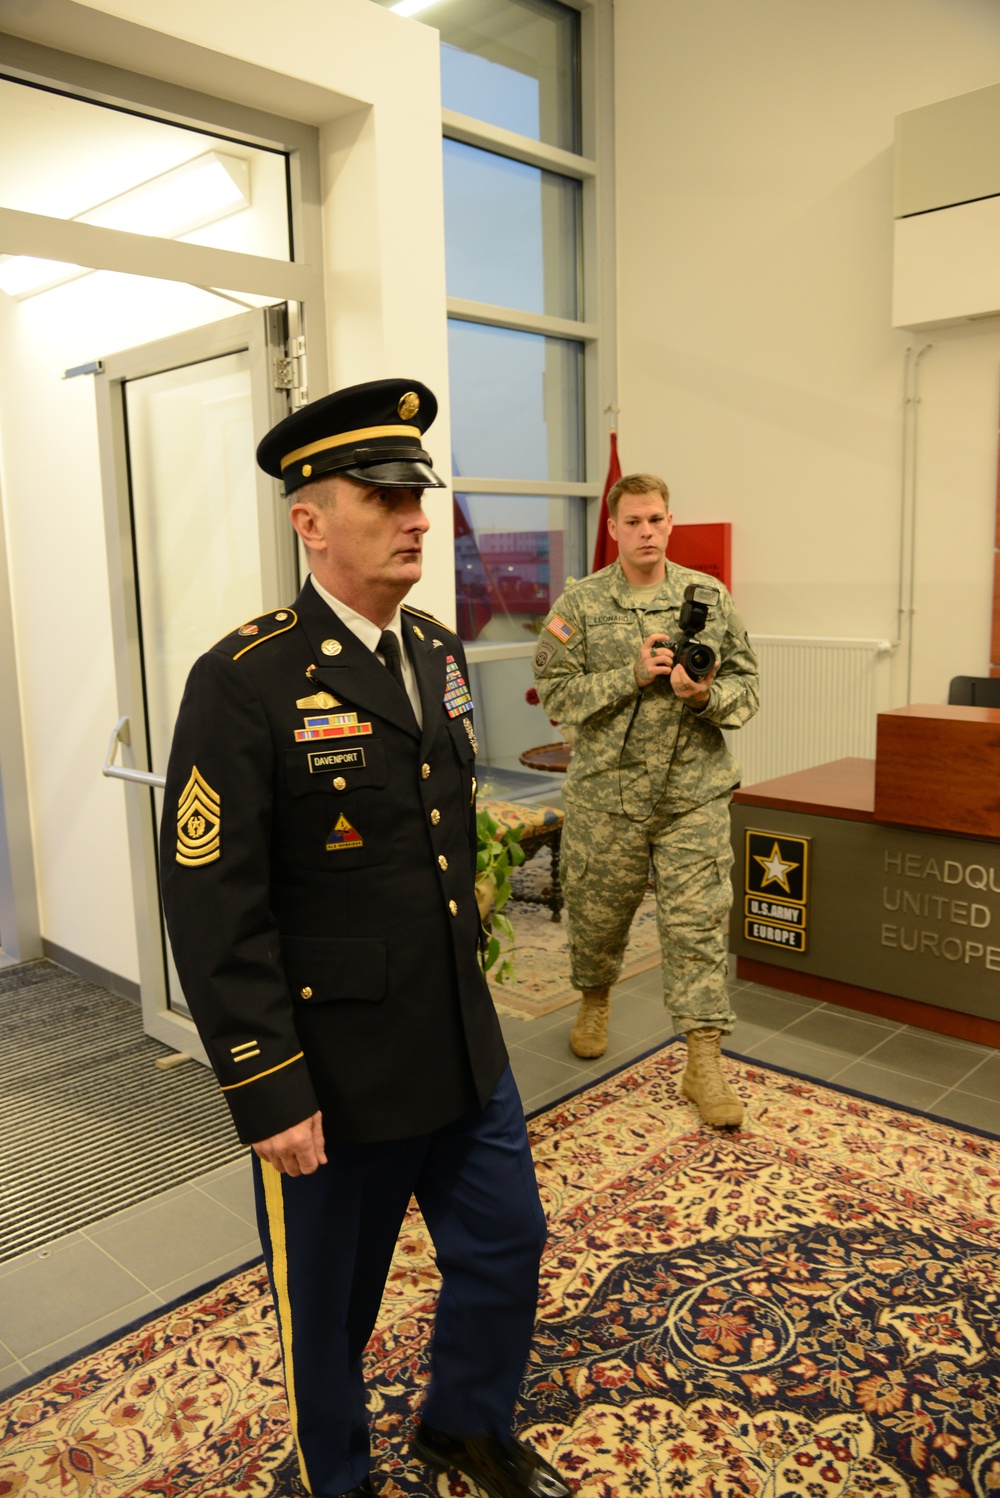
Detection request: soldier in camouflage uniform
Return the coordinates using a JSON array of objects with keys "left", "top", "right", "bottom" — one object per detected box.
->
[{"left": 534, "top": 472, "right": 759, "bottom": 1127}]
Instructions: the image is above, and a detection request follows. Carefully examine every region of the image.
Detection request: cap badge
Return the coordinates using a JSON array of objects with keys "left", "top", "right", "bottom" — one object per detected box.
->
[
  {"left": 302, "top": 464, "right": 313, "bottom": 478},
  {"left": 397, "top": 391, "right": 420, "bottom": 420},
  {"left": 321, "top": 639, "right": 343, "bottom": 656}
]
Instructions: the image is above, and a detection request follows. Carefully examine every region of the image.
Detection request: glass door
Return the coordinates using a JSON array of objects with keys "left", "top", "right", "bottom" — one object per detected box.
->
[{"left": 96, "top": 305, "right": 300, "bottom": 1056}]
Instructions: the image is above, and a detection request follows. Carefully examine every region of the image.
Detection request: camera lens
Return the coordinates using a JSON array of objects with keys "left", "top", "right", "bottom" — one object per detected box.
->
[{"left": 682, "top": 642, "right": 716, "bottom": 681}]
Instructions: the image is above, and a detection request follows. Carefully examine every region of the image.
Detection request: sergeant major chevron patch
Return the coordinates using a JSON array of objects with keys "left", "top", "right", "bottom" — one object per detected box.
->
[{"left": 176, "top": 767, "right": 221, "bottom": 867}]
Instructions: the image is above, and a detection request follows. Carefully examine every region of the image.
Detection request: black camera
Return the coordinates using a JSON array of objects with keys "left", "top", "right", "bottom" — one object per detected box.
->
[{"left": 651, "top": 583, "right": 718, "bottom": 682}]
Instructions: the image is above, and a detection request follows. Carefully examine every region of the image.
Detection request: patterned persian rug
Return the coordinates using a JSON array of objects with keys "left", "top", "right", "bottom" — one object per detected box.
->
[
  {"left": 490, "top": 849, "right": 660, "bottom": 1019},
  {"left": 4, "top": 1046, "right": 1000, "bottom": 1496}
]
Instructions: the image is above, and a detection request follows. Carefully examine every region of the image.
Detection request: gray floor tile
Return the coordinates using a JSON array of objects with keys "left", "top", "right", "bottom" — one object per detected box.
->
[
  {"left": 725, "top": 1019, "right": 779, "bottom": 1055},
  {"left": 729, "top": 986, "right": 818, "bottom": 1033},
  {"left": 931, "top": 1089, "right": 1000, "bottom": 1135},
  {"left": 86, "top": 1187, "right": 263, "bottom": 1293},
  {"left": 508, "top": 1047, "right": 582, "bottom": 1108},
  {"left": 949, "top": 1051, "right": 1000, "bottom": 1102},
  {"left": 196, "top": 1161, "right": 258, "bottom": 1229},
  {"left": 783, "top": 1008, "right": 899, "bottom": 1058},
  {"left": 741, "top": 1034, "right": 859, "bottom": 1083},
  {"left": 0, "top": 1237, "right": 149, "bottom": 1358},
  {"left": 862, "top": 1028, "right": 990, "bottom": 1087},
  {"left": 21, "top": 1294, "right": 162, "bottom": 1378},
  {"left": 156, "top": 1241, "right": 261, "bottom": 1306},
  {"left": 0, "top": 1358, "right": 30, "bottom": 1396},
  {"left": 829, "top": 1060, "right": 948, "bottom": 1113}
]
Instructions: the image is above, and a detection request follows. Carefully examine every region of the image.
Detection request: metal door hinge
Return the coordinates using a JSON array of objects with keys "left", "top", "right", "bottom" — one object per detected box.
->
[{"left": 274, "top": 335, "right": 308, "bottom": 408}]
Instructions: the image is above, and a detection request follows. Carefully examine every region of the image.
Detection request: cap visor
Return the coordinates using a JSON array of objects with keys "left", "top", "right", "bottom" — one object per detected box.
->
[{"left": 338, "top": 459, "right": 446, "bottom": 489}]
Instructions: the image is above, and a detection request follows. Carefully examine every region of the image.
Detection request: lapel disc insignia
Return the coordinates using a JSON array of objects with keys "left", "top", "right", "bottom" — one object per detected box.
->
[
  {"left": 326, "top": 812, "right": 364, "bottom": 851},
  {"left": 175, "top": 766, "right": 221, "bottom": 866},
  {"left": 321, "top": 638, "right": 343, "bottom": 656},
  {"left": 296, "top": 692, "right": 341, "bottom": 710}
]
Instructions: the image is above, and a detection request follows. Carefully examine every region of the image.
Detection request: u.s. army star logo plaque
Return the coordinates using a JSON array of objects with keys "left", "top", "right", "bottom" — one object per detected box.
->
[{"left": 743, "top": 828, "right": 809, "bottom": 953}]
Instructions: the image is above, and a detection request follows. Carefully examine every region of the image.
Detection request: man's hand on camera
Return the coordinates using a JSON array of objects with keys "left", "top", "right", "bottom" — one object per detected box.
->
[
  {"left": 635, "top": 633, "right": 675, "bottom": 689},
  {"left": 671, "top": 659, "right": 718, "bottom": 709}
]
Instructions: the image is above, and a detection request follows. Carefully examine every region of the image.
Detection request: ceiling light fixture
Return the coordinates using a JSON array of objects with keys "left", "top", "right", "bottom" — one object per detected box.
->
[
  {"left": 0, "top": 150, "right": 252, "bottom": 301},
  {"left": 390, "top": 0, "right": 440, "bottom": 16}
]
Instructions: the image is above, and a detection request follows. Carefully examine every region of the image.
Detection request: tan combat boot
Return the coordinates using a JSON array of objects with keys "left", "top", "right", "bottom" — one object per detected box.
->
[
  {"left": 682, "top": 1027, "right": 744, "bottom": 1128},
  {"left": 570, "top": 987, "right": 610, "bottom": 1058}
]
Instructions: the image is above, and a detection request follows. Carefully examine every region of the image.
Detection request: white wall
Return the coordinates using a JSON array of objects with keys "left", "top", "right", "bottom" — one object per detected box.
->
[
  {"left": 614, "top": 0, "right": 1000, "bottom": 704},
  {"left": 0, "top": 0, "right": 452, "bottom": 982}
]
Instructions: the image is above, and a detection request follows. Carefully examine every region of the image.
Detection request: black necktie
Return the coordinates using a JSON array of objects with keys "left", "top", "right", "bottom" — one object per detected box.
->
[{"left": 378, "top": 629, "right": 408, "bottom": 695}]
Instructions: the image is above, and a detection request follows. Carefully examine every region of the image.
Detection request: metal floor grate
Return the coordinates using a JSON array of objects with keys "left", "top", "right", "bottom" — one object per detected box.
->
[{"left": 0, "top": 960, "right": 245, "bottom": 1264}]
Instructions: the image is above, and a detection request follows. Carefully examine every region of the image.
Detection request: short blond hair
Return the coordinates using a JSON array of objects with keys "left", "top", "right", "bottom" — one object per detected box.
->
[{"left": 607, "top": 471, "right": 670, "bottom": 519}]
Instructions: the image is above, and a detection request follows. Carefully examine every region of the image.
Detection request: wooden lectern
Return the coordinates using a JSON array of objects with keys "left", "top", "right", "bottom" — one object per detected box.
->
[{"left": 874, "top": 704, "right": 1000, "bottom": 838}]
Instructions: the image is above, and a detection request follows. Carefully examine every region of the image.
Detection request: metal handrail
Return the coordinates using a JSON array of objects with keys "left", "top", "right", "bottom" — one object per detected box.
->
[{"left": 102, "top": 715, "right": 166, "bottom": 789}]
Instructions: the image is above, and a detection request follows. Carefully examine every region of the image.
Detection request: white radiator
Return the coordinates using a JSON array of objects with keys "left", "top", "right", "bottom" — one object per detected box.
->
[{"left": 724, "top": 636, "right": 894, "bottom": 788}]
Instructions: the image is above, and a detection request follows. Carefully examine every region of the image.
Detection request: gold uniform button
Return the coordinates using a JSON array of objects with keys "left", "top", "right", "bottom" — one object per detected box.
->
[
  {"left": 333, "top": 776, "right": 347, "bottom": 790},
  {"left": 430, "top": 808, "right": 441, "bottom": 825},
  {"left": 438, "top": 854, "right": 448, "bottom": 871},
  {"left": 448, "top": 900, "right": 458, "bottom": 916},
  {"left": 301, "top": 986, "right": 313, "bottom": 999},
  {"left": 421, "top": 763, "right": 431, "bottom": 779}
]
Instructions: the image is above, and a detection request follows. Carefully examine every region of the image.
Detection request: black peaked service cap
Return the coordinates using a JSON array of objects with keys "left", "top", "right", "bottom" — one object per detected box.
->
[{"left": 256, "top": 378, "right": 447, "bottom": 495}]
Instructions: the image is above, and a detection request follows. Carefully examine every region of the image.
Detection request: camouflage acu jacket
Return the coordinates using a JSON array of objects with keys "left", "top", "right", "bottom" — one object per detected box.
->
[{"left": 533, "top": 559, "right": 759, "bottom": 816}]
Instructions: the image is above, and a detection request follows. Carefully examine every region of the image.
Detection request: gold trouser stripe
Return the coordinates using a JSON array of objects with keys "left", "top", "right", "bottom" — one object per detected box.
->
[
  {"left": 220, "top": 1051, "right": 303, "bottom": 1091},
  {"left": 280, "top": 425, "right": 421, "bottom": 470},
  {"left": 261, "top": 1161, "right": 311, "bottom": 1495}
]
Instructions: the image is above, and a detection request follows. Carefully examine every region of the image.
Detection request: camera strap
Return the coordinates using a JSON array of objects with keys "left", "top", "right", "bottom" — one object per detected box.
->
[{"left": 616, "top": 605, "right": 684, "bottom": 825}]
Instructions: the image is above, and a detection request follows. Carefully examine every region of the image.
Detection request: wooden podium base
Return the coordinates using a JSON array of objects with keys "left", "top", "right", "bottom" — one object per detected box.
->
[{"left": 737, "top": 955, "right": 1000, "bottom": 1049}]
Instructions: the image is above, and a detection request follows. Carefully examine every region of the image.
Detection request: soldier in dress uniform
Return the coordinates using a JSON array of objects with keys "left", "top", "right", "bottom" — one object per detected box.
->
[{"left": 159, "top": 379, "right": 570, "bottom": 1498}]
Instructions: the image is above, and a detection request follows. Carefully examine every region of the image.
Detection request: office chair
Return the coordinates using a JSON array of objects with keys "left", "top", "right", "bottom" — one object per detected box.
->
[{"left": 947, "top": 675, "right": 1000, "bottom": 707}]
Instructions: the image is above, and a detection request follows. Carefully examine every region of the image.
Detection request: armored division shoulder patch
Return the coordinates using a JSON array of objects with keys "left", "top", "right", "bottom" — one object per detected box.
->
[{"left": 176, "top": 767, "right": 221, "bottom": 866}]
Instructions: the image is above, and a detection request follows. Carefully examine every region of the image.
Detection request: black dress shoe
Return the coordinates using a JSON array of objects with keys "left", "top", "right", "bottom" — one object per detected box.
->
[
  {"left": 332, "top": 1478, "right": 376, "bottom": 1497},
  {"left": 412, "top": 1421, "right": 569, "bottom": 1498}
]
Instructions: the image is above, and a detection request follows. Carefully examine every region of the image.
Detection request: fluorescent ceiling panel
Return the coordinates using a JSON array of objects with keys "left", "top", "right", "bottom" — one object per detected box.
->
[{"left": 0, "top": 151, "right": 251, "bottom": 301}]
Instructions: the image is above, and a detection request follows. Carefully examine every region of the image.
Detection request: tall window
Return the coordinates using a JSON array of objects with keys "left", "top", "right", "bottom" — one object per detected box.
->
[{"left": 373, "top": 0, "right": 612, "bottom": 770}]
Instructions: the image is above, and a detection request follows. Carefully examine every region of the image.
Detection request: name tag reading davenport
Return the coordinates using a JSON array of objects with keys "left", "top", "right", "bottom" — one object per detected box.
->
[
  {"left": 744, "top": 828, "right": 810, "bottom": 954},
  {"left": 308, "top": 747, "right": 366, "bottom": 773}
]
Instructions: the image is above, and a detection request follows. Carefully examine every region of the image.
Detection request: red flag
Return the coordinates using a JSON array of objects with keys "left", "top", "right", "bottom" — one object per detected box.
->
[{"left": 591, "top": 429, "right": 622, "bottom": 572}]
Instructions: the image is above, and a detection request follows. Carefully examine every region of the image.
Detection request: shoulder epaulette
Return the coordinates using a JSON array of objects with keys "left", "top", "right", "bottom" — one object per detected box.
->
[
  {"left": 402, "top": 603, "right": 453, "bottom": 633},
  {"left": 215, "top": 608, "right": 298, "bottom": 660}
]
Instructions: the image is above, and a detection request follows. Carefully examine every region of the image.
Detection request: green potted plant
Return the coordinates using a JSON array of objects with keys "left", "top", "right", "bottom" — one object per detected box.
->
[{"left": 475, "top": 808, "right": 525, "bottom": 983}]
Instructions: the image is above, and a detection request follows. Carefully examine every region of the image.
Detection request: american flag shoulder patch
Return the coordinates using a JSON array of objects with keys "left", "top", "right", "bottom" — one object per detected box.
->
[{"left": 545, "top": 614, "right": 576, "bottom": 645}]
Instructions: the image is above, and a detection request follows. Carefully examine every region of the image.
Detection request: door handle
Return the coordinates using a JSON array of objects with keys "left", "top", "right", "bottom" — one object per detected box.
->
[{"left": 103, "top": 715, "right": 166, "bottom": 789}]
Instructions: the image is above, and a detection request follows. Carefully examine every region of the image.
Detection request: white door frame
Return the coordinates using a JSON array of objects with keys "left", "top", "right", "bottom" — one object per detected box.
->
[{"left": 94, "top": 308, "right": 300, "bottom": 1056}]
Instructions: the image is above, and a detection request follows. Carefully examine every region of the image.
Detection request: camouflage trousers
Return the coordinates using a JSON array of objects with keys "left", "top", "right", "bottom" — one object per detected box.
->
[{"left": 560, "top": 791, "right": 736, "bottom": 1035}]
